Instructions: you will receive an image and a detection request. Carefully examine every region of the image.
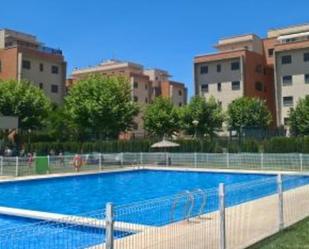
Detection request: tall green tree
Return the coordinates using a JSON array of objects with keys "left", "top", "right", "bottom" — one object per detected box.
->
[
  {"left": 64, "top": 74, "right": 138, "bottom": 139},
  {"left": 144, "top": 97, "right": 180, "bottom": 138},
  {"left": 0, "top": 80, "right": 51, "bottom": 130},
  {"left": 289, "top": 96, "right": 309, "bottom": 136},
  {"left": 227, "top": 97, "right": 272, "bottom": 131},
  {"left": 180, "top": 96, "right": 224, "bottom": 137}
]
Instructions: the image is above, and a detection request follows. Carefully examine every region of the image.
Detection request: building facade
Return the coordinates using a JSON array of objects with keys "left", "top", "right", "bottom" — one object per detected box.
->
[
  {"left": 0, "top": 29, "right": 67, "bottom": 104},
  {"left": 70, "top": 59, "right": 187, "bottom": 138},
  {"left": 194, "top": 24, "right": 309, "bottom": 129}
]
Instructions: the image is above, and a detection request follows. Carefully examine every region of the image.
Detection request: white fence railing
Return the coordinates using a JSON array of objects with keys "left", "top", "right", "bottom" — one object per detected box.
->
[{"left": 1, "top": 153, "right": 309, "bottom": 177}]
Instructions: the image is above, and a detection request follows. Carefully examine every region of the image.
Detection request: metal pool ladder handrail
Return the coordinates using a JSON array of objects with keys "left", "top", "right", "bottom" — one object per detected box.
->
[
  {"left": 196, "top": 189, "right": 207, "bottom": 217},
  {"left": 170, "top": 190, "right": 195, "bottom": 222}
]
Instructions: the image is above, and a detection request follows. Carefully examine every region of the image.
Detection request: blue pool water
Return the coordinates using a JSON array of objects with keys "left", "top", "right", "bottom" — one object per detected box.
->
[
  {"left": 0, "top": 215, "right": 106, "bottom": 249},
  {"left": 0, "top": 170, "right": 278, "bottom": 214}
]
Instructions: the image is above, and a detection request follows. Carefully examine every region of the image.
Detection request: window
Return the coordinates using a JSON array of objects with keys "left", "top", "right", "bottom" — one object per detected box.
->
[
  {"left": 39, "top": 82, "right": 43, "bottom": 89},
  {"left": 305, "top": 74, "right": 309, "bottom": 84},
  {"left": 179, "top": 102, "right": 182, "bottom": 107},
  {"left": 218, "top": 101, "right": 222, "bottom": 107},
  {"left": 200, "top": 65, "right": 208, "bottom": 74},
  {"left": 281, "top": 55, "right": 292, "bottom": 64},
  {"left": 268, "top": 49, "right": 274, "bottom": 57},
  {"left": 39, "top": 63, "right": 44, "bottom": 72},
  {"left": 231, "top": 81, "right": 240, "bottom": 90},
  {"left": 145, "top": 84, "right": 148, "bottom": 90},
  {"left": 22, "top": 60, "right": 31, "bottom": 69},
  {"left": 145, "top": 97, "right": 148, "bottom": 103},
  {"left": 256, "top": 64, "right": 263, "bottom": 73},
  {"left": 217, "top": 64, "right": 221, "bottom": 72},
  {"left": 201, "top": 84, "right": 208, "bottom": 92},
  {"left": 231, "top": 61, "right": 240, "bottom": 71},
  {"left": 133, "top": 96, "right": 138, "bottom": 102},
  {"left": 217, "top": 82, "right": 221, "bottom": 91},
  {"left": 51, "top": 84, "right": 58, "bottom": 93},
  {"left": 284, "top": 118, "right": 289, "bottom": 126},
  {"left": 51, "top": 65, "right": 59, "bottom": 74},
  {"left": 178, "top": 90, "right": 182, "bottom": 96},
  {"left": 282, "top": 75, "right": 292, "bottom": 86},
  {"left": 304, "top": 53, "right": 309, "bottom": 62},
  {"left": 283, "top": 96, "right": 293, "bottom": 107},
  {"left": 132, "top": 123, "right": 138, "bottom": 130},
  {"left": 133, "top": 82, "right": 138, "bottom": 88},
  {"left": 255, "top": 81, "right": 263, "bottom": 91}
]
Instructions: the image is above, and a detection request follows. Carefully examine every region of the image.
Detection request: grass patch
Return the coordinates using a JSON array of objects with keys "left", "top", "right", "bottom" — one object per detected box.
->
[{"left": 249, "top": 217, "right": 309, "bottom": 249}]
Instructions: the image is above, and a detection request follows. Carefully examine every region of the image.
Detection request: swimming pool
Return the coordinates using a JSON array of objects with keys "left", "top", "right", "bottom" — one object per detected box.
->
[{"left": 0, "top": 169, "right": 309, "bottom": 248}]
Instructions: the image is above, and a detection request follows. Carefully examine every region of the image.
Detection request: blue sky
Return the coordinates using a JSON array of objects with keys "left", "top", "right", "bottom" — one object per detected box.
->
[{"left": 1, "top": 0, "right": 308, "bottom": 97}]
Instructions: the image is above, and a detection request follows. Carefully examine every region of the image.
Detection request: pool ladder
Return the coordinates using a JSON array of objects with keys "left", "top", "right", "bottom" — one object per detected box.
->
[{"left": 170, "top": 189, "right": 207, "bottom": 222}]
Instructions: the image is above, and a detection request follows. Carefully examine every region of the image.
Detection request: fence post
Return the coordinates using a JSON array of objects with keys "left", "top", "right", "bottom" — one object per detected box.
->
[
  {"left": 105, "top": 202, "right": 114, "bottom": 249},
  {"left": 47, "top": 155, "right": 50, "bottom": 167},
  {"left": 140, "top": 152, "right": 143, "bottom": 165},
  {"left": 219, "top": 183, "right": 226, "bottom": 249},
  {"left": 226, "top": 153, "right": 229, "bottom": 168},
  {"left": 165, "top": 152, "right": 169, "bottom": 166},
  {"left": 15, "top": 156, "right": 19, "bottom": 177},
  {"left": 277, "top": 174, "right": 284, "bottom": 231},
  {"left": 120, "top": 153, "right": 124, "bottom": 166},
  {"left": 99, "top": 153, "right": 102, "bottom": 171},
  {"left": 0, "top": 156, "right": 3, "bottom": 176},
  {"left": 194, "top": 152, "right": 197, "bottom": 168},
  {"left": 299, "top": 153, "right": 303, "bottom": 172},
  {"left": 261, "top": 153, "right": 264, "bottom": 169}
]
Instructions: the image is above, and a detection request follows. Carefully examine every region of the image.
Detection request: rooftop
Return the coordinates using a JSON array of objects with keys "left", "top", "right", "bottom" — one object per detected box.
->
[{"left": 217, "top": 34, "right": 260, "bottom": 47}]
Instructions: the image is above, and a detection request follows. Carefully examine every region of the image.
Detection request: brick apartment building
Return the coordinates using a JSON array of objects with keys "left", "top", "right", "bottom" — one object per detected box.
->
[
  {"left": 0, "top": 29, "right": 67, "bottom": 104},
  {"left": 69, "top": 59, "right": 187, "bottom": 138},
  {"left": 194, "top": 23, "right": 309, "bottom": 130}
]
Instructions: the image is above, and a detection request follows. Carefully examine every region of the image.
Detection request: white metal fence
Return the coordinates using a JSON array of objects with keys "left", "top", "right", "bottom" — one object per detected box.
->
[
  {"left": 1, "top": 153, "right": 309, "bottom": 177},
  {"left": 0, "top": 175, "right": 309, "bottom": 248}
]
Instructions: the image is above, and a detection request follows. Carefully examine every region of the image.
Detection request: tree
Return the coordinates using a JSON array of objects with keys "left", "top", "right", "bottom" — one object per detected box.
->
[
  {"left": 289, "top": 96, "right": 309, "bottom": 136},
  {"left": 64, "top": 74, "right": 138, "bottom": 139},
  {"left": 43, "top": 105, "right": 73, "bottom": 141},
  {"left": 0, "top": 80, "right": 51, "bottom": 130},
  {"left": 144, "top": 97, "right": 180, "bottom": 138},
  {"left": 180, "top": 96, "right": 224, "bottom": 138},
  {"left": 227, "top": 97, "right": 272, "bottom": 132}
]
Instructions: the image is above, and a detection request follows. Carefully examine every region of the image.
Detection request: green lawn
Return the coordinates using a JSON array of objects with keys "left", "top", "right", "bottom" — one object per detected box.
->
[{"left": 249, "top": 217, "right": 309, "bottom": 249}]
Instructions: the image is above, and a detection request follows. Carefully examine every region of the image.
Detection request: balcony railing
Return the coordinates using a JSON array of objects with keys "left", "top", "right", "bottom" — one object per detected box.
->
[{"left": 39, "top": 46, "right": 63, "bottom": 55}]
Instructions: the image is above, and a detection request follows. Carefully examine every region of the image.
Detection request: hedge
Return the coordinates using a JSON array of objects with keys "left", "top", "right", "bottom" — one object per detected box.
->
[{"left": 25, "top": 137, "right": 301, "bottom": 155}]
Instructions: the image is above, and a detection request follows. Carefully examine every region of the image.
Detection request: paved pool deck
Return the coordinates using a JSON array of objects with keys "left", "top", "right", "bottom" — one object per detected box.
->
[{"left": 92, "top": 183, "right": 309, "bottom": 249}]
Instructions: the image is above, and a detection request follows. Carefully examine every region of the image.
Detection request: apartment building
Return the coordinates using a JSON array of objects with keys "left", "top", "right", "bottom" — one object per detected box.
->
[
  {"left": 194, "top": 35, "right": 276, "bottom": 126},
  {"left": 269, "top": 25, "right": 309, "bottom": 126},
  {"left": 0, "top": 29, "right": 67, "bottom": 104},
  {"left": 70, "top": 59, "right": 187, "bottom": 138},
  {"left": 143, "top": 69, "right": 187, "bottom": 106},
  {"left": 194, "top": 23, "right": 309, "bottom": 129}
]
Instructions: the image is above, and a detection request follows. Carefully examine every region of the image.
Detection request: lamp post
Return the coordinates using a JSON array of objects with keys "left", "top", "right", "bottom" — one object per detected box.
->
[
  {"left": 192, "top": 120, "right": 200, "bottom": 152},
  {"left": 27, "top": 129, "right": 31, "bottom": 151},
  {"left": 192, "top": 120, "right": 199, "bottom": 139}
]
